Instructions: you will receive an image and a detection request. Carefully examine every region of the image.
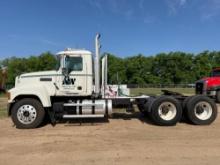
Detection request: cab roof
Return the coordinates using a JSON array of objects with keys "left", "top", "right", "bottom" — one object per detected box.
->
[{"left": 56, "top": 48, "right": 92, "bottom": 56}]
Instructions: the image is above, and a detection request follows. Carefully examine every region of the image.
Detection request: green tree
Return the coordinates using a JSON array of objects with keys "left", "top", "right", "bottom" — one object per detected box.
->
[
  {"left": 107, "top": 54, "right": 127, "bottom": 84},
  {"left": 5, "top": 52, "right": 57, "bottom": 84},
  {"left": 125, "top": 55, "right": 154, "bottom": 84},
  {"left": 37, "top": 52, "right": 57, "bottom": 71}
]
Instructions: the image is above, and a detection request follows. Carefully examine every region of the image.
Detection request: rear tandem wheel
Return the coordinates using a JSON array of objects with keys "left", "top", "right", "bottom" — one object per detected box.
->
[
  {"left": 150, "top": 96, "right": 182, "bottom": 126},
  {"left": 185, "top": 95, "right": 217, "bottom": 125}
]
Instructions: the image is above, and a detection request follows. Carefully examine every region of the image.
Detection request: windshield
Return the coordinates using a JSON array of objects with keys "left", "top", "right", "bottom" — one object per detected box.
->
[
  {"left": 211, "top": 70, "right": 220, "bottom": 77},
  {"left": 65, "top": 56, "right": 83, "bottom": 71}
]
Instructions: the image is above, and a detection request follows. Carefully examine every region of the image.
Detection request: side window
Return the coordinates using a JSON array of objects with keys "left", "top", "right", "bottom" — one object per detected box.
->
[{"left": 67, "top": 57, "right": 83, "bottom": 71}]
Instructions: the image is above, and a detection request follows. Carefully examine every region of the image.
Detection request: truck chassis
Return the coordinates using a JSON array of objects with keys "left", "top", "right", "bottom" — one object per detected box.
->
[{"left": 8, "top": 90, "right": 217, "bottom": 128}]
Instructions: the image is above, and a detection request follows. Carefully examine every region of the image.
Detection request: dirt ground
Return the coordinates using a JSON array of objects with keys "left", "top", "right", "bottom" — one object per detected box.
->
[{"left": 1, "top": 108, "right": 220, "bottom": 165}]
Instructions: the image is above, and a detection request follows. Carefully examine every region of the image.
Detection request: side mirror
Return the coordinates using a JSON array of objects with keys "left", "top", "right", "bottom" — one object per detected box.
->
[
  {"left": 62, "top": 55, "right": 72, "bottom": 75},
  {"left": 62, "top": 67, "right": 72, "bottom": 75},
  {"left": 62, "top": 68, "right": 67, "bottom": 75}
]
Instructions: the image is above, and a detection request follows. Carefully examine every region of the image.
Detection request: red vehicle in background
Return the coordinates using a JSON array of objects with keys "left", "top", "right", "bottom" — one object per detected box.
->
[{"left": 196, "top": 67, "right": 220, "bottom": 102}]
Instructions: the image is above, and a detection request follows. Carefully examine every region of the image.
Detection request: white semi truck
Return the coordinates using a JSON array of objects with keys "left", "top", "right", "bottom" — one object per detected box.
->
[{"left": 7, "top": 34, "right": 217, "bottom": 129}]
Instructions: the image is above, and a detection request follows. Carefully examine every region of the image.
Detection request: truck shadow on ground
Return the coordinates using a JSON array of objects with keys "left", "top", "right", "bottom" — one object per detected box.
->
[
  {"left": 59, "top": 118, "right": 110, "bottom": 127},
  {"left": 56, "top": 112, "right": 156, "bottom": 127},
  {"left": 53, "top": 111, "right": 192, "bottom": 127},
  {"left": 111, "top": 112, "right": 155, "bottom": 125}
]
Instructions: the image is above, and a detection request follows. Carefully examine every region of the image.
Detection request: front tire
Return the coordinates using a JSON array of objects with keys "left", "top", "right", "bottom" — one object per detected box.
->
[
  {"left": 11, "top": 98, "right": 45, "bottom": 129},
  {"left": 186, "top": 95, "right": 217, "bottom": 125},
  {"left": 150, "top": 96, "right": 182, "bottom": 126}
]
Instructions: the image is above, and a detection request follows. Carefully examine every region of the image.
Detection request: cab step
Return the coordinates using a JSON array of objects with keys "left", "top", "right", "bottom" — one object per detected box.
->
[{"left": 62, "top": 114, "right": 105, "bottom": 118}]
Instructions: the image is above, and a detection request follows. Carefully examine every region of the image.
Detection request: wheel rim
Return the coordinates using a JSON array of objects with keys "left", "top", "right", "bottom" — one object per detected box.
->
[
  {"left": 17, "top": 105, "right": 37, "bottom": 124},
  {"left": 158, "top": 102, "right": 177, "bottom": 121},
  {"left": 194, "top": 101, "right": 212, "bottom": 120}
]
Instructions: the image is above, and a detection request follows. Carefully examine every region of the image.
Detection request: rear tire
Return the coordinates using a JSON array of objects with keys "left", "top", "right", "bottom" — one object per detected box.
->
[
  {"left": 151, "top": 96, "right": 182, "bottom": 126},
  {"left": 11, "top": 98, "right": 45, "bottom": 129},
  {"left": 182, "top": 96, "right": 194, "bottom": 121},
  {"left": 137, "top": 104, "right": 148, "bottom": 116},
  {"left": 186, "top": 95, "right": 217, "bottom": 125}
]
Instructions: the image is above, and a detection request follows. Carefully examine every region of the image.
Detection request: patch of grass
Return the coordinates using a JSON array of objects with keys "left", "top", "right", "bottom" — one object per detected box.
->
[
  {"left": 0, "top": 109, "right": 7, "bottom": 118},
  {"left": 130, "top": 88, "right": 194, "bottom": 96},
  {"left": 0, "top": 93, "right": 6, "bottom": 98},
  {"left": 0, "top": 96, "right": 8, "bottom": 118}
]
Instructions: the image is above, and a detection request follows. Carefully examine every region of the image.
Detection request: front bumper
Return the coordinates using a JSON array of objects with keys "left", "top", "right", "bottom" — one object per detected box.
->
[
  {"left": 196, "top": 89, "right": 216, "bottom": 96},
  {"left": 195, "top": 81, "right": 217, "bottom": 96},
  {"left": 206, "top": 90, "right": 216, "bottom": 96}
]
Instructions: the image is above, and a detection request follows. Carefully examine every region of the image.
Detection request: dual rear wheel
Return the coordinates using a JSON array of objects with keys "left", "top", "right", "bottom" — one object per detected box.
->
[
  {"left": 183, "top": 95, "right": 217, "bottom": 125},
  {"left": 150, "top": 96, "right": 182, "bottom": 126}
]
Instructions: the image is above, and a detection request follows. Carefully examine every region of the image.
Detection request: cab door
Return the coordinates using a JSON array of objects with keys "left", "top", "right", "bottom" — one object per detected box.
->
[{"left": 56, "top": 55, "right": 87, "bottom": 96}]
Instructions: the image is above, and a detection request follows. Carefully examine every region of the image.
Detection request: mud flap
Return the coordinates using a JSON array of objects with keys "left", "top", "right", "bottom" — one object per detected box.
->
[{"left": 48, "top": 109, "right": 56, "bottom": 126}]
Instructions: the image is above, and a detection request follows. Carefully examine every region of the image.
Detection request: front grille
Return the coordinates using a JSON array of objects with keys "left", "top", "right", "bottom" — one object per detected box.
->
[{"left": 195, "top": 82, "right": 204, "bottom": 94}]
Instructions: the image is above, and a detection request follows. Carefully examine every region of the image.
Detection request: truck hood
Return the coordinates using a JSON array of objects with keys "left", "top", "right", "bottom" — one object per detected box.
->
[
  {"left": 197, "top": 76, "right": 220, "bottom": 89},
  {"left": 20, "top": 70, "right": 58, "bottom": 78},
  {"left": 200, "top": 77, "right": 220, "bottom": 81},
  {"left": 15, "top": 70, "right": 59, "bottom": 87}
]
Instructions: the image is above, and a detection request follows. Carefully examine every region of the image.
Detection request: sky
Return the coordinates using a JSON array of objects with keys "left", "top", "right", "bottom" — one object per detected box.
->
[{"left": 0, "top": 0, "right": 220, "bottom": 59}]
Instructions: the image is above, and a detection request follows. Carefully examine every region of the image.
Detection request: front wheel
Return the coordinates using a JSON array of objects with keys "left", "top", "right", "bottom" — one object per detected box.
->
[
  {"left": 150, "top": 96, "right": 182, "bottom": 126},
  {"left": 11, "top": 98, "right": 45, "bottom": 129},
  {"left": 186, "top": 95, "right": 217, "bottom": 125}
]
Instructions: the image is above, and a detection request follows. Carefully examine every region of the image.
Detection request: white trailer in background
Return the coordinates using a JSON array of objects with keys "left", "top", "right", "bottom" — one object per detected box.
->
[{"left": 7, "top": 34, "right": 217, "bottom": 129}]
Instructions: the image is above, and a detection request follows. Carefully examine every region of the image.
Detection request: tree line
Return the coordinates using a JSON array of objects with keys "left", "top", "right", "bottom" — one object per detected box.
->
[
  {"left": 0, "top": 52, "right": 57, "bottom": 87},
  {"left": 107, "top": 51, "right": 220, "bottom": 85},
  {"left": 0, "top": 51, "right": 220, "bottom": 87}
]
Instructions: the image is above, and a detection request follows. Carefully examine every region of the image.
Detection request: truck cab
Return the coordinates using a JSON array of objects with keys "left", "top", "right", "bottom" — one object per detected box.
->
[
  {"left": 55, "top": 49, "right": 93, "bottom": 96},
  {"left": 196, "top": 67, "right": 220, "bottom": 102},
  {"left": 10, "top": 49, "right": 94, "bottom": 107}
]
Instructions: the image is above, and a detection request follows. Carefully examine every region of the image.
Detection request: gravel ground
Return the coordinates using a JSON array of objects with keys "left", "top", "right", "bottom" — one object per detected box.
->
[{"left": 0, "top": 108, "right": 220, "bottom": 165}]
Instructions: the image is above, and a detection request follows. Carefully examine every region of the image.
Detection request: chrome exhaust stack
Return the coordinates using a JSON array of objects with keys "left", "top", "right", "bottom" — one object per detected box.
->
[{"left": 94, "top": 33, "right": 101, "bottom": 97}]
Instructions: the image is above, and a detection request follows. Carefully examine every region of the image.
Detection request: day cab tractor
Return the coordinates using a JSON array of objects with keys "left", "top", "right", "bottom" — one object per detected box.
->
[
  {"left": 196, "top": 67, "right": 220, "bottom": 103},
  {"left": 7, "top": 34, "right": 218, "bottom": 129}
]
